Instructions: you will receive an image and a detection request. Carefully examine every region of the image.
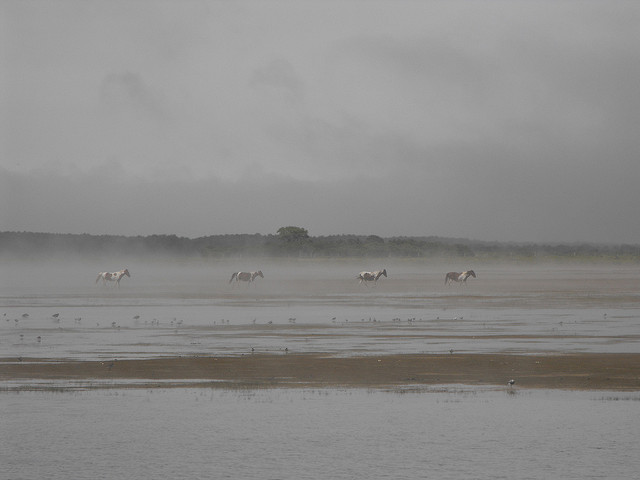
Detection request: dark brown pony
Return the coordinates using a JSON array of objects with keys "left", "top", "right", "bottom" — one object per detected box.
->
[{"left": 445, "top": 270, "right": 476, "bottom": 285}]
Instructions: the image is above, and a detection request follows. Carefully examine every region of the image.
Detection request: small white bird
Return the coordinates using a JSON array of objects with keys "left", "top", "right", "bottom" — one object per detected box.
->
[{"left": 507, "top": 379, "right": 515, "bottom": 387}]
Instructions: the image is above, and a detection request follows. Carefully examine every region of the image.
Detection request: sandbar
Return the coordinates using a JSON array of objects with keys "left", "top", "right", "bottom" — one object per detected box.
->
[{"left": 2, "top": 353, "right": 640, "bottom": 391}]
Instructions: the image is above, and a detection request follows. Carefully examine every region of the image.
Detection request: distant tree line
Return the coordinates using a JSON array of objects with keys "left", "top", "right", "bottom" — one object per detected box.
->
[{"left": 1, "top": 229, "right": 639, "bottom": 261}]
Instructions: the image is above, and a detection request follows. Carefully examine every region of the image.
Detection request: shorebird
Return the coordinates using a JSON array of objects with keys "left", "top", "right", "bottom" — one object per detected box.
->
[{"left": 507, "top": 379, "right": 515, "bottom": 387}]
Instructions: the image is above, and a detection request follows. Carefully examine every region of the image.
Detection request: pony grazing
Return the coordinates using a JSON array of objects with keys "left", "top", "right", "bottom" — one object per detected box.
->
[
  {"left": 229, "top": 271, "right": 264, "bottom": 285},
  {"left": 358, "top": 269, "right": 387, "bottom": 286},
  {"left": 445, "top": 270, "right": 476, "bottom": 285},
  {"left": 96, "top": 268, "right": 130, "bottom": 287}
]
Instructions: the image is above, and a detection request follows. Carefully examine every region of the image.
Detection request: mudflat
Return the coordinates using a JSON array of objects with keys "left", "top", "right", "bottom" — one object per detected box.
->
[{"left": 2, "top": 352, "right": 640, "bottom": 391}]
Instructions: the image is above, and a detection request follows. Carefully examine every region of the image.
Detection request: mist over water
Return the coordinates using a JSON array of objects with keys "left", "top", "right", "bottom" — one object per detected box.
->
[{"left": 2, "top": 258, "right": 639, "bottom": 362}]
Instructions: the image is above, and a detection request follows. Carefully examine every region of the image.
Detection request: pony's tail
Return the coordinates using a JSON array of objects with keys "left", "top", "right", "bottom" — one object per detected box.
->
[
  {"left": 96, "top": 274, "right": 101, "bottom": 284},
  {"left": 229, "top": 272, "right": 237, "bottom": 284},
  {"left": 445, "top": 275, "right": 448, "bottom": 286}
]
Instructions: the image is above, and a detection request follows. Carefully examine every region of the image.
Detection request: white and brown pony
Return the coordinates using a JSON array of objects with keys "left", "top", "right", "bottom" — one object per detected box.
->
[
  {"left": 229, "top": 271, "right": 264, "bottom": 285},
  {"left": 96, "top": 268, "right": 130, "bottom": 287},
  {"left": 445, "top": 270, "right": 476, "bottom": 285},
  {"left": 358, "top": 269, "right": 387, "bottom": 286}
]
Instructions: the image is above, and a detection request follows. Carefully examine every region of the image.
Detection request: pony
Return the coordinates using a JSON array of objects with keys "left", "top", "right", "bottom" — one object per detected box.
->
[
  {"left": 96, "top": 269, "right": 130, "bottom": 287},
  {"left": 229, "top": 271, "right": 264, "bottom": 285},
  {"left": 358, "top": 269, "right": 387, "bottom": 286},
  {"left": 445, "top": 270, "right": 476, "bottom": 285}
]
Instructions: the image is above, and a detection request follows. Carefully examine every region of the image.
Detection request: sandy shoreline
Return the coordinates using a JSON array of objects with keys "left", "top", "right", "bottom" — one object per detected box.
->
[{"left": 2, "top": 353, "right": 640, "bottom": 391}]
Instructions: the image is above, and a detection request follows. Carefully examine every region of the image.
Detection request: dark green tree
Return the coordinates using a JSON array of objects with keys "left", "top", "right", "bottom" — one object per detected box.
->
[{"left": 276, "top": 226, "right": 309, "bottom": 242}]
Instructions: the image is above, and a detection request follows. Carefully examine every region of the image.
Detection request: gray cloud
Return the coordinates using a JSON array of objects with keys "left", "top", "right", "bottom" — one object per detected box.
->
[
  {"left": 2, "top": 1, "right": 639, "bottom": 243},
  {"left": 100, "top": 72, "right": 164, "bottom": 117},
  {"left": 250, "top": 58, "right": 305, "bottom": 104},
  {"left": 3, "top": 157, "right": 638, "bottom": 244}
]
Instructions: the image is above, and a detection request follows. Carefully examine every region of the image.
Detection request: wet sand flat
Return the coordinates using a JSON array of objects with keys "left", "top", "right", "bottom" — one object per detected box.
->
[
  {"left": 3, "top": 262, "right": 640, "bottom": 391},
  {"left": 3, "top": 352, "right": 640, "bottom": 391}
]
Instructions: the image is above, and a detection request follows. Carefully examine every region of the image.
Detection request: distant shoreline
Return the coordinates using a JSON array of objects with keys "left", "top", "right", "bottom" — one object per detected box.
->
[
  {"left": 3, "top": 353, "right": 640, "bottom": 391},
  {"left": 1, "top": 230, "right": 639, "bottom": 261}
]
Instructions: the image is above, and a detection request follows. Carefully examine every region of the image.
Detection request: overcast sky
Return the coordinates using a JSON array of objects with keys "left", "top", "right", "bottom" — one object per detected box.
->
[{"left": 2, "top": 1, "right": 639, "bottom": 243}]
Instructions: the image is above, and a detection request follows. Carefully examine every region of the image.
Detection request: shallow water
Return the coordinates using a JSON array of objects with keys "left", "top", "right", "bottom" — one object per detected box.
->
[
  {"left": 1, "top": 261, "right": 639, "bottom": 361},
  {"left": 3, "top": 261, "right": 640, "bottom": 478},
  {"left": 2, "top": 387, "right": 639, "bottom": 480}
]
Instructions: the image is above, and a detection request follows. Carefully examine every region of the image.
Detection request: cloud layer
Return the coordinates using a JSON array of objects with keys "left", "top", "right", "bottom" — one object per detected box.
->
[{"left": 2, "top": 1, "right": 639, "bottom": 243}]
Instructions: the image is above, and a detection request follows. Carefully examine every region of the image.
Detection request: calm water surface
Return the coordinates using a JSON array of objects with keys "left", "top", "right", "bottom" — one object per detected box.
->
[{"left": 2, "top": 387, "right": 639, "bottom": 480}]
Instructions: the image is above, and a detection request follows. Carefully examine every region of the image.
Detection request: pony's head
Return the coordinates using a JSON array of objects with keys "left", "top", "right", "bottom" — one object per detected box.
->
[
  {"left": 380, "top": 269, "right": 387, "bottom": 277},
  {"left": 123, "top": 269, "right": 130, "bottom": 277},
  {"left": 466, "top": 270, "right": 476, "bottom": 278},
  {"left": 255, "top": 270, "right": 264, "bottom": 279}
]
